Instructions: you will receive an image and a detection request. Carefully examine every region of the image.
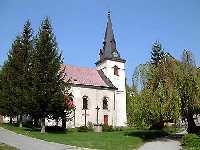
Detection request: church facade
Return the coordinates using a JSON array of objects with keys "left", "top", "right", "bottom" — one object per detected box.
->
[{"left": 61, "top": 12, "right": 127, "bottom": 128}]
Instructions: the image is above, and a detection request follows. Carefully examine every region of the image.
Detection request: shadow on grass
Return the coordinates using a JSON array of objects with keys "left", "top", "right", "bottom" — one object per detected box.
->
[
  {"left": 125, "top": 130, "right": 169, "bottom": 141},
  {"left": 23, "top": 126, "right": 67, "bottom": 134},
  {"left": 3, "top": 123, "right": 67, "bottom": 134}
]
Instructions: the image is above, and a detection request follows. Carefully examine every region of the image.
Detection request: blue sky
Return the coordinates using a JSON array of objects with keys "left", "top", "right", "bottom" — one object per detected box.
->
[{"left": 0, "top": 0, "right": 200, "bottom": 84}]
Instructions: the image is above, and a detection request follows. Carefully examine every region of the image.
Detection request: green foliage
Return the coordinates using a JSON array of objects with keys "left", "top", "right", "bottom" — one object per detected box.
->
[
  {"left": 130, "top": 42, "right": 182, "bottom": 129},
  {"left": 0, "top": 17, "right": 68, "bottom": 132},
  {"left": 176, "top": 50, "right": 200, "bottom": 133},
  {"left": 151, "top": 41, "right": 165, "bottom": 66},
  {"left": 0, "top": 37, "right": 22, "bottom": 118},
  {"left": 87, "top": 121, "right": 94, "bottom": 131},
  {"left": 77, "top": 126, "right": 89, "bottom": 132},
  {"left": 182, "top": 134, "right": 200, "bottom": 150},
  {"left": 30, "top": 17, "right": 65, "bottom": 120},
  {"left": 130, "top": 46, "right": 200, "bottom": 133},
  {"left": 0, "top": 21, "right": 34, "bottom": 126},
  {"left": 102, "top": 124, "right": 113, "bottom": 132}
]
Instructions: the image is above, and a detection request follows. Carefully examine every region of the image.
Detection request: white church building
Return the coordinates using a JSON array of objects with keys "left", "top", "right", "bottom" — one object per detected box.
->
[{"left": 62, "top": 12, "right": 127, "bottom": 128}]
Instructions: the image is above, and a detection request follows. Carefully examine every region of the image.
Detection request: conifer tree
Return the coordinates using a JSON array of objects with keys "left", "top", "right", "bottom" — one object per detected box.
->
[
  {"left": 151, "top": 41, "right": 165, "bottom": 66},
  {"left": 0, "top": 37, "right": 22, "bottom": 123},
  {"left": 15, "top": 20, "right": 33, "bottom": 127},
  {"left": 31, "top": 17, "right": 65, "bottom": 133}
]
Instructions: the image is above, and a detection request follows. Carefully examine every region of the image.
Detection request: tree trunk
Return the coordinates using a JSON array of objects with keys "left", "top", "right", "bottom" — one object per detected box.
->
[
  {"left": 62, "top": 116, "right": 66, "bottom": 129},
  {"left": 186, "top": 113, "right": 197, "bottom": 133},
  {"left": 19, "top": 115, "right": 23, "bottom": 128},
  {"left": 56, "top": 119, "right": 59, "bottom": 126},
  {"left": 33, "top": 117, "right": 39, "bottom": 127},
  {"left": 40, "top": 117, "right": 45, "bottom": 133},
  {"left": 9, "top": 116, "right": 13, "bottom": 124}
]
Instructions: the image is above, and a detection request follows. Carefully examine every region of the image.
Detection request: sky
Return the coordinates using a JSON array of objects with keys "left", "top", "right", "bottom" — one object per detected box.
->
[{"left": 0, "top": 0, "right": 200, "bottom": 84}]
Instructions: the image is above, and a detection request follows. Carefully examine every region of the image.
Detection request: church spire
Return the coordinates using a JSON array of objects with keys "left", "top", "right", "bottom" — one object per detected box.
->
[{"left": 96, "top": 11, "right": 125, "bottom": 64}]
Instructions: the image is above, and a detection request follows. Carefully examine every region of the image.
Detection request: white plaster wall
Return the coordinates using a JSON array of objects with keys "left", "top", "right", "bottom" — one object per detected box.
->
[
  {"left": 3, "top": 116, "right": 17, "bottom": 123},
  {"left": 66, "top": 86, "right": 116, "bottom": 128},
  {"left": 96, "top": 60, "right": 127, "bottom": 126}
]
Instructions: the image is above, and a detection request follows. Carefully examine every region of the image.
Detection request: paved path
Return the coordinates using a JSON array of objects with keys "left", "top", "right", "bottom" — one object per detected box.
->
[
  {"left": 138, "top": 138, "right": 182, "bottom": 150},
  {"left": 0, "top": 127, "right": 88, "bottom": 150}
]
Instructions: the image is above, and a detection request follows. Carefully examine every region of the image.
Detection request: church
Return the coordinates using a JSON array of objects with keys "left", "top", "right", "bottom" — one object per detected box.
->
[{"left": 60, "top": 12, "right": 127, "bottom": 128}]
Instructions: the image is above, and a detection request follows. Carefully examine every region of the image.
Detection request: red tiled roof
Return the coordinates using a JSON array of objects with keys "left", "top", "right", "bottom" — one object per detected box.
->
[{"left": 61, "top": 64, "right": 114, "bottom": 88}]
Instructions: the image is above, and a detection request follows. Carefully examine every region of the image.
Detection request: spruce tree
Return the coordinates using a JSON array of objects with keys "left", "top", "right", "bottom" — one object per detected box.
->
[
  {"left": 0, "top": 37, "right": 22, "bottom": 123},
  {"left": 149, "top": 41, "right": 167, "bottom": 129},
  {"left": 151, "top": 41, "right": 165, "bottom": 66},
  {"left": 16, "top": 20, "right": 33, "bottom": 127},
  {"left": 0, "top": 21, "right": 33, "bottom": 127},
  {"left": 31, "top": 17, "right": 65, "bottom": 133}
]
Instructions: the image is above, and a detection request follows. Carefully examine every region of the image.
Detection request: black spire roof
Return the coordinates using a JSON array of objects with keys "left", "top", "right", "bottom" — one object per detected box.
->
[{"left": 96, "top": 12, "right": 125, "bottom": 65}]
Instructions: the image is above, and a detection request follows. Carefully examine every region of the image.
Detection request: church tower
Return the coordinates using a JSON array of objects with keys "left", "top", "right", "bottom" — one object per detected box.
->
[{"left": 96, "top": 12, "right": 127, "bottom": 127}]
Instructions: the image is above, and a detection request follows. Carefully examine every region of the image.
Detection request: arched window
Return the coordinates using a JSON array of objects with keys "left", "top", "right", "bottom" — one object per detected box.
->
[
  {"left": 114, "top": 65, "right": 119, "bottom": 76},
  {"left": 82, "top": 96, "right": 88, "bottom": 109},
  {"left": 103, "top": 97, "right": 108, "bottom": 110}
]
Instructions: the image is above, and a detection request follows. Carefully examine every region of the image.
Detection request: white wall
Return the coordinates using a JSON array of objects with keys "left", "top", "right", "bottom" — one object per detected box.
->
[
  {"left": 66, "top": 86, "right": 116, "bottom": 128},
  {"left": 96, "top": 60, "right": 127, "bottom": 127}
]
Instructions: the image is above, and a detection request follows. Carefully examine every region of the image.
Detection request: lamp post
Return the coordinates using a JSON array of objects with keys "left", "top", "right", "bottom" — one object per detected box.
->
[{"left": 95, "top": 106, "right": 100, "bottom": 125}]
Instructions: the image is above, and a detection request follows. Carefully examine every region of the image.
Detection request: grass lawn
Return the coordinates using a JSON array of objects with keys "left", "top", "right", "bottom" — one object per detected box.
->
[
  {"left": 2, "top": 123, "right": 177, "bottom": 150},
  {"left": 0, "top": 143, "right": 17, "bottom": 150},
  {"left": 2, "top": 124, "right": 145, "bottom": 150}
]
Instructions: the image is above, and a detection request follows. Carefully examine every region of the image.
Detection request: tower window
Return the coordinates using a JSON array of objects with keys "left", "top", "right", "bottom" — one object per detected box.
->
[
  {"left": 114, "top": 65, "right": 119, "bottom": 76},
  {"left": 103, "top": 97, "right": 108, "bottom": 110},
  {"left": 83, "top": 96, "right": 88, "bottom": 109}
]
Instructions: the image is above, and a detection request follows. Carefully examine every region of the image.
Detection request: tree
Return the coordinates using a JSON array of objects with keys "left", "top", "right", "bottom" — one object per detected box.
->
[
  {"left": 0, "top": 37, "right": 22, "bottom": 123},
  {"left": 176, "top": 50, "right": 200, "bottom": 133},
  {"left": 126, "top": 82, "right": 138, "bottom": 127},
  {"left": 31, "top": 17, "right": 65, "bottom": 133},
  {"left": 16, "top": 20, "right": 33, "bottom": 127},
  {"left": 131, "top": 42, "right": 181, "bottom": 129},
  {"left": 151, "top": 41, "right": 165, "bottom": 66}
]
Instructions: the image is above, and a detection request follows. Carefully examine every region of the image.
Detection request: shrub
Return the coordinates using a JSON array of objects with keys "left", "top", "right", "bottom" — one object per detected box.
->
[
  {"left": 45, "top": 126, "right": 66, "bottom": 132},
  {"left": 87, "top": 122, "right": 94, "bottom": 131},
  {"left": 67, "top": 128, "right": 77, "bottom": 132},
  {"left": 114, "top": 127, "right": 124, "bottom": 131},
  {"left": 23, "top": 120, "right": 33, "bottom": 128},
  {"left": 182, "top": 134, "right": 200, "bottom": 150},
  {"left": 102, "top": 124, "right": 113, "bottom": 132},
  {"left": 77, "top": 126, "right": 89, "bottom": 132}
]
